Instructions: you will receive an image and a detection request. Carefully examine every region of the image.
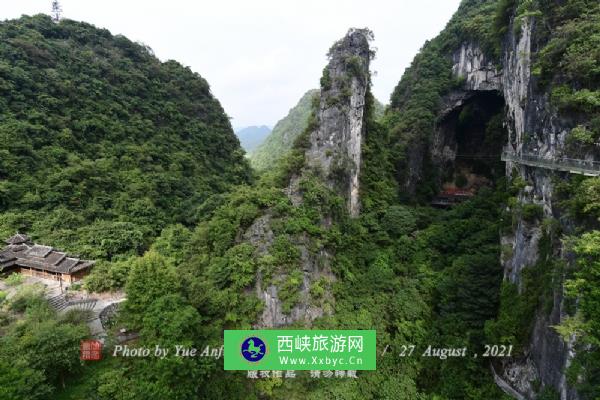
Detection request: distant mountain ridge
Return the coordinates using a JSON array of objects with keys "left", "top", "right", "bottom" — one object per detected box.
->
[{"left": 235, "top": 125, "right": 271, "bottom": 153}]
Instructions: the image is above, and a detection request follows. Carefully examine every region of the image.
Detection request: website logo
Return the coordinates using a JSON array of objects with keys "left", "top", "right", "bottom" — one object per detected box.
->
[
  {"left": 241, "top": 336, "right": 266, "bottom": 362},
  {"left": 225, "top": 330, "right": 376, "bottom": 370}
]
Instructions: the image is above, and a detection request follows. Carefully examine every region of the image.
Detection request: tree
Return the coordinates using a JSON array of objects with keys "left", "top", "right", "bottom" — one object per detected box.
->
[{"left": 123, "top": 251, "right": 181, "bottom": 329}]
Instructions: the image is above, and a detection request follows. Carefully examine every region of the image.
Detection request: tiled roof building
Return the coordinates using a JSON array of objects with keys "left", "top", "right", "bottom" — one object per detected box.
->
[{"left": 0, "top": 234, "right": 94, "bottom": 283}]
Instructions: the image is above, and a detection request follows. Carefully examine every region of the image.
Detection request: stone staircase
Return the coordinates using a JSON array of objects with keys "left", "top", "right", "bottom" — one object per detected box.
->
[
  {"left": 68, "top": 298, "right": 97, "bottom": 311},
  {"left": 48, "top": 294, "right": 68, "bottom": 311},
  {"left": 48, "top": 295, "right": 97, "bottom": 315}
]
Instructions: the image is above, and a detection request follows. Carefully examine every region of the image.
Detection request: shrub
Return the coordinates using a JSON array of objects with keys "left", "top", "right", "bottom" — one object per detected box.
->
[
  {"left": 522, "top": 204, "right": 544, "bottom": 222},
  {"left": 552, "top": 86, "right": 600, "bottom": 114},
  {"left": 320, "top": 68, "right": 332, "bottom": 91},
  {"left": 567, "top": 125, "right": 596, "bottom": 146},
  {"left": 7, "top": 284, "right": 46, "bottom": 313},
  {"left": 84, "top": 258, "right": 132, "bottom": 292},
  {"left": 61, "top": 309, "right": 94, "bottom": 325},
  {"left": 278, "top": 270, "right": 303, "bottom": 314},
  {"left": 4, "top": 273, "right": 23, "bottom": 287},
  {"left": 381, "top": 206, "right": 418, "bottom": 237}
]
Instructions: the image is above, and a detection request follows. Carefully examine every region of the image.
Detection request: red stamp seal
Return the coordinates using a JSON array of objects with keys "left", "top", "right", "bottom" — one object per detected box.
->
[{"left": 80, "top": 340, "right": 102, "bottom": 361}]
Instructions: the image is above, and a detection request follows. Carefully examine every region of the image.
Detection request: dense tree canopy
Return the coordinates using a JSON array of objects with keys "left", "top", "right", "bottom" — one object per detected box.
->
[{"left": 0, "top": 14, "right": 251, "bottom": 259}]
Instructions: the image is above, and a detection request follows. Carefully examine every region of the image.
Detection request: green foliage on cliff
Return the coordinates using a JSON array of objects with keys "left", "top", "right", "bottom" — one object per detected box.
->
[
  {"left": 529, "top": 0, "right": 600, "bottom": 140},
  {"left": 382, "top": 0, "right": 502, "bottom": 202},
  {"left": 562, "top": 231, "right": 600, "bottom": 399},
  {"left": 552, "top": 178, "right": 600, "bottom": 399},
  {"left": 0, "top": 14, "right": 251, "bottom": 261}
]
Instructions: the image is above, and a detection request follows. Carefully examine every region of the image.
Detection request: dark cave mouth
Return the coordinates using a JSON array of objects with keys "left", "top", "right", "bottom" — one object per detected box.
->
[{"left": 439, "top": 91, "right": 508, "bottom": 193}]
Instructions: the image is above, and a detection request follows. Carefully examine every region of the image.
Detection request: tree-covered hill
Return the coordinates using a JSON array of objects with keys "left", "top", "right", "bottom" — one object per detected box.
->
[
  {"left": 0, "top": 15, "right": 251, "bottom": 258},
  {"left": 249, "top": 89, "right": 319, "bottom": 171}
]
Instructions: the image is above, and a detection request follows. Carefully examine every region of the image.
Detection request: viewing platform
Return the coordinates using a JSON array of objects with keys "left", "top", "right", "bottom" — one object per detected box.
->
[{"left": 501, "top": 148, "right": 600, "bottom": 176}]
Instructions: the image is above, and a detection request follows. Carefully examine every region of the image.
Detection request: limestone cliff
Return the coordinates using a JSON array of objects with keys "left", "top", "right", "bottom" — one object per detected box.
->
[
  {"left": 306, "top": 29, "right": 371, "bottom": 217},
  {"left": 250, "top": 29, "right": 372, "bottom": 327},
  {"left": 427, "top": 14, "right": 586, "bottom": 400},
  {"left": 497, "top": 17, "right": 578, "bottom": 400}
]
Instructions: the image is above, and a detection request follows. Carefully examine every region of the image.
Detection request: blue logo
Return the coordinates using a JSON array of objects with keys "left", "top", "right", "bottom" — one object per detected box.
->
[{"left": 241, "top": 336, "right": 266, "bottom": 362}]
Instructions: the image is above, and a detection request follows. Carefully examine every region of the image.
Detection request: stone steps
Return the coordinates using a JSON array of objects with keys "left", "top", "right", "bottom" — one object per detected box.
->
[
  {"left": 48, "top": 294, "right": 68, "bottom": 311},
  {"left": 67, "top": 299, "right": 97, "bottom": 311},
  {"left": 87, "top": 310, "right": 101, "bottom": 322},
  {"left": 48, "top": 295, "right": 98, "bottom": 313}
]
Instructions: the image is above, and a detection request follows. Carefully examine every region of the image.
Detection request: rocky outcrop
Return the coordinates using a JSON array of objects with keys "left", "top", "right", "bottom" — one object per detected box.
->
[
  {"left": 498, "top": 17, "right": 579, "bottom": 400},
  {"left": 426, "top": 13, "right": 582, "bottom": 400},
  {"left": 249, "top": 29, "right": 372, "bottom": 328},
  {"left": 431, "top": 42, "right": 503, "bottom": 180},
  {"left": 306, "top": 29, "right": 371, "bottom": 217},
  {"left": 244, "top": 214, "right": 334, "bottom": 328},
  {"left": 503, "top": 18, "right": 532, "bottom": 153},
  {"left": 452, "top": 42, "right": 502, "bottom": 92},
  {"left": 254, "top": 234, "right": 334, "bottom": 328}
]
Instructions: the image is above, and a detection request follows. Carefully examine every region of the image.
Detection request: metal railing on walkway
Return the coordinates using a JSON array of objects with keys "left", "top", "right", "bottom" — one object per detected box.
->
[{"left": 501, "top": 147, "right": 600, "bottom": 176}]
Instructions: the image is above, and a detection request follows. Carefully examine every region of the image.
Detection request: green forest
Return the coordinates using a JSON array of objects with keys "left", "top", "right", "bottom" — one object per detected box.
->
[
  {"left": 0, "top": 15, "right": 251, "bottom": 257},
  {"left": 1, "top": 0, "right": 599, "bottom": 399}
]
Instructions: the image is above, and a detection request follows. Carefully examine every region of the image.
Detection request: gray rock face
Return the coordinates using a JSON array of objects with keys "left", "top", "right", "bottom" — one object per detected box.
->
[
  {"left": 452, "top": 42, "right": 502, "bottom": 92},
  {"left": 494, "top": 358, "right": 539, "bottom": 399},
  {"left": 246, "top": 29, "right": 371, "bottom": 328},
  {"left": 503, "top": 18, "right": 532, "bottom": 153},
  {"left": 306, "top": 29, "right": 371, "bottom": 217},
  {"left": 244, "top": 214, "right": 335, "bottom": 328},
  {"left": 502, "top": 173, "right": 551, "bottom": 289},
  {"left": 255, "top": 240, "right": 334, "bottom": 328},
  {"left": 431, "top": 42, "right": 503, "bottom": 181},
  {"left": 500, "top": 18, "right": 579, "bottom": 400},
  {"left": 503, "top": 18, "right": 571, "bottom": 160},
  {"left": 427, "top": 16, "right": 580, "bottom": 400}
]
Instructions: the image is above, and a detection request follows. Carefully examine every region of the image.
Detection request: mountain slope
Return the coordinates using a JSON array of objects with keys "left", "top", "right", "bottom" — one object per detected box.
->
[
  {"left": 249, "top": 89, "right": 319, "bottom": 171},
  {"left": 0, "top": 15, "right": 251, "bottom": 258},
  {"left": 234, "top": 125, "right": 271, "bottom": 153}
]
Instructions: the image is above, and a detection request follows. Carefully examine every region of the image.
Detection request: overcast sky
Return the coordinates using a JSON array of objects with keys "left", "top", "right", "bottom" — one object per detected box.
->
[{"left": 4, "top": 0, "right": 462, "bottom": 128}]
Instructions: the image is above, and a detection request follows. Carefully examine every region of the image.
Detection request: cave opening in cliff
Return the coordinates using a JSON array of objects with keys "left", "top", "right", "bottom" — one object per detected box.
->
[{"left": 439, "top": 91, "right": 507, "bottom": 194}]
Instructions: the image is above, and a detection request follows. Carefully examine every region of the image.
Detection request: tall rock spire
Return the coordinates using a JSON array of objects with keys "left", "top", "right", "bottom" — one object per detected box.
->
[{"left": 306, "top": 28, "right": 372, "bottom": 217}]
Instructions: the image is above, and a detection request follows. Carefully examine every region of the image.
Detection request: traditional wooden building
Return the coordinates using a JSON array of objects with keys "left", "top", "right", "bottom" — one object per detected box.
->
[{"left": 0, "top": 234, "right": 94, "bottom": 283}]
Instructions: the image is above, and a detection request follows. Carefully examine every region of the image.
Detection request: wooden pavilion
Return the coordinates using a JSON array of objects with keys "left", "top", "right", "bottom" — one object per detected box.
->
[{"left": 0, "top": 233, "right": 94, "bottom": 283}]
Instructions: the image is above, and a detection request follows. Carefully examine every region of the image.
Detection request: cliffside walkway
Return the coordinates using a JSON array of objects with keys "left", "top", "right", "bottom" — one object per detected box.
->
[{"left": 501, "top": 148, "right": 600, "bottom": 176}]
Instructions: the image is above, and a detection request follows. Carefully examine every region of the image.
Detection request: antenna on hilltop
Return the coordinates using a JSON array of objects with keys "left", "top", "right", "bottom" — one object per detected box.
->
[{"left": 51, "top": 1, "right": 62, "bottom": 23}]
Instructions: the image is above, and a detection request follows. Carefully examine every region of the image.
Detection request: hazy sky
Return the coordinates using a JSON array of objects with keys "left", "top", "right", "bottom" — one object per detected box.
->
[{"left": 4, "top": 0, "right": 462, "bottom": 128}]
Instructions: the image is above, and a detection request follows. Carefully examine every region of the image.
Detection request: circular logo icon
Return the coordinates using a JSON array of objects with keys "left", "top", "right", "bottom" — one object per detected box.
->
[{"left": 241, "top": 336, "right": 266, "bottom": 362}]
